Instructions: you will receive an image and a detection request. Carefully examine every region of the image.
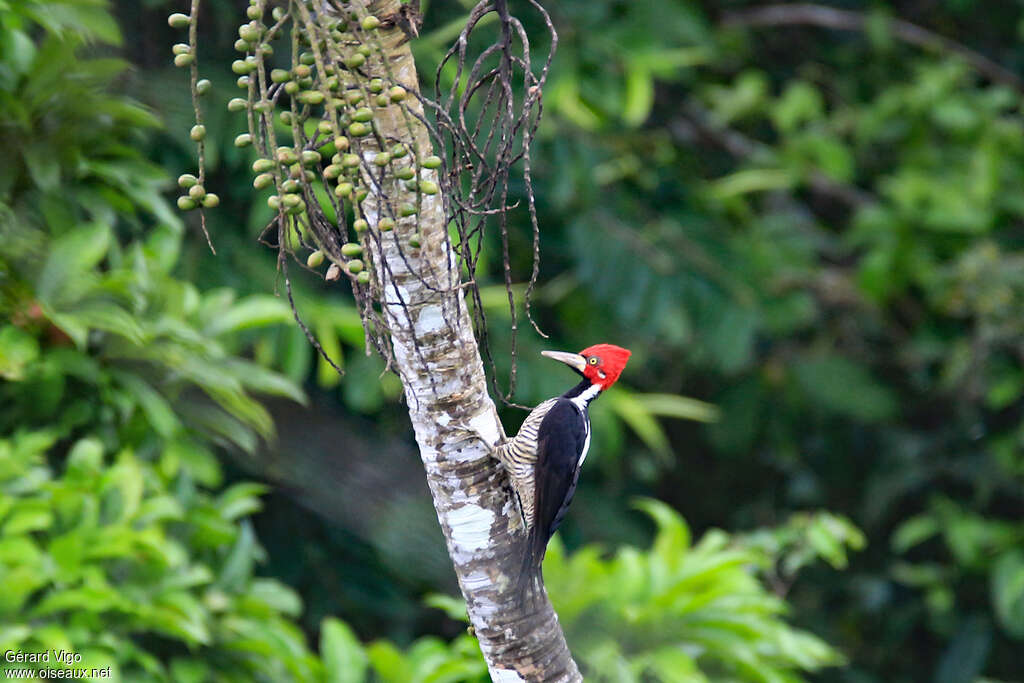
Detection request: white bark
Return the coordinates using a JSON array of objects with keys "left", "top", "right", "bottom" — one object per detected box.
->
[{"left": 349, "top": 1, "right": 582, "bottom": 680}]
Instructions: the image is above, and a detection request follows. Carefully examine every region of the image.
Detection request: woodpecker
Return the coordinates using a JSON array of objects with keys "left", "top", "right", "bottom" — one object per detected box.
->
[{"left": 494, "top": 343, "right": 632, "bottom": 593}]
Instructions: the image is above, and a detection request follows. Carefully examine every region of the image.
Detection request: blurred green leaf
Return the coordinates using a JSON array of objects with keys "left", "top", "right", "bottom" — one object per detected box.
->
[
  {"left": 322, "top": 617, "right": 370, "bottom": 683},
  {"left": 35, "top": 222, "right": 111, "bottom": 303},
  {"left": 710, "top": 168, "right": 795, "bottom": 200},
  {"left": 892, "top": 514, "right": 940, "bottom": 554},
  {"left": 111, "top": 371, "right": 180, "bottom": 438},
  {"left": 423, "top": 593, "right": 469, "bottom": 623},
  {"left": 607, "top": 390, "right": 672, "bottom": 457},
  {"left": 367, "top": 641, "right": 413, "bottom": 683},
  {"left": 0, "top": 325, "right": 39, "bottom": 380},
  {"left": 793, "top": 356, "right": 897, "bottom": 421},
  {"left": 633, "top": 392, "right": 720, "bottom": 423},
  {"left": 204, "top": 295, "right": 293, "bottom": 337},
  {"left": 622, "top": 63, "right": 654, "bottom": 127},
  {"left": 991, "top": 551, "right": 1024, "bottom": 638},
  {"left": 772, "top": 82, "right": 824, "bottom": 133}
]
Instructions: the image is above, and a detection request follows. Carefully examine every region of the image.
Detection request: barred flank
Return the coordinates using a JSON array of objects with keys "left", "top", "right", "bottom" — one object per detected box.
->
[{"left": 495, "top": 398, "right": 558, "bottom": 529}]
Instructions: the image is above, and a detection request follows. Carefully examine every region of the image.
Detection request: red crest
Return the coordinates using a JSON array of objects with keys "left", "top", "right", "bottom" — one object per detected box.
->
[{"left": 579, "top": 343, "right": 632, "bottom": 389}]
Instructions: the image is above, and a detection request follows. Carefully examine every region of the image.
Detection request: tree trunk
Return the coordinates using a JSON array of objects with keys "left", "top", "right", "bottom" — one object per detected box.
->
[{"left": 350, "top": 1, "right": 581, "bottom": 680}]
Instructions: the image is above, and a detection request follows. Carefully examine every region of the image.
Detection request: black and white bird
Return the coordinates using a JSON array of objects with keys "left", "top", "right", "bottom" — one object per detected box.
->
[{"left": 493, "top": 343, "right": 632, "bottom": 594}]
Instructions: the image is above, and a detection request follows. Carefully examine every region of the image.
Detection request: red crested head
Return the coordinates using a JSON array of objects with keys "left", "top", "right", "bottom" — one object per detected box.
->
[
  {"left": 579, "top": 343, "right": 632, "bottom": 389},
  {"left": 541, "top": 344, "right": 632, "bottom": 391}
]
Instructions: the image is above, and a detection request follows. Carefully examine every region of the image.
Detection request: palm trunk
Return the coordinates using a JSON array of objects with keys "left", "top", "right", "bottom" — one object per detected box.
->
[{"left": 350, "top": 1, "right": 581, "bottom": 680}]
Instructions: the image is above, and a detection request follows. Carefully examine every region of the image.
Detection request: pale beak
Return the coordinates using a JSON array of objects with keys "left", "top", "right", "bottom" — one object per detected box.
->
[{"left": 541, "top": 350, "right": 587, "bottom": 373}]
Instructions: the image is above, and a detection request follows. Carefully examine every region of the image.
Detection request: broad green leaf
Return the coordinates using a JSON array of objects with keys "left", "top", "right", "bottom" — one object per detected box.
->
[
  {"left": 549, "top": 77, "right": 603, "bottom": 131},
  {"left": 36, "top": 223, "right": 112, "bottom": 303},
  {"left": 633, "top": 46, "right": 712, "bottom": 75},
  {"left": 316, "top": 319, "right": 344, "bottom": 388},
  {"left": 50, "top": 303, "right": 145, "bottom": 347},
  {"left": 322, "top": 617, "right": 370, "bottom": 683},
  {"left": 707, "top": 70, "right": 769, "bottom": 123},
  {"left": 633, "top": 393, "right": 720, "bottom": 423},
  {"left": 422, "top": 658, "right": 488, "bottom": 683},
  {"left": 100, "top": 455, "right": 144, "bottom": 522},
  {"left": 23, "top": 142, "right": 60, "bottom": 190},
  {"left": 65, "top": 437, "right": 103, "bottom": 477},
  {"left": 796, "top": 133, "right": 855, "bottom": 183},
  {"left": 710, "top": 168, "right": 795, "bottom": 200},
  {"left": 205, "top": 295, "right": 293, "bottom": 337},
  {"left": 423, "top": 594, "right": 469, "bottom": 622},
  {"left": 24, "top": 2, "right": 123, "bottom": 43},
  {"left": 148, "top": 592, "right": 211, "bottom": 645},
  {"left": 163, "top": 438, "right": 221, "bottom": 486},
  {"left": 0, "top": 28, "right": 36, "bottom": 76},
  {"left": 136, "top": 495, "right": 185, "bottom": 526},
  {"left": 279, "top": 324, "right": 313, "bottom": 383},
  {"left": 217, "top": 482, "right": 268, "bottom": 521},
  {"left": 170, "top": 659, "right": 209, "bottom": 683},
  {"left": 217, "top": 521, "right": 257, "bottom": 592},
  {"left": 608, "top": 390, "right": 672, "bottom": 457},
  {"left": 223, "top": 359, "right": 307, "bottom": 405},
  {"left": 634, "top": 498, "right": 691, "bottom": 572},
  {"left": 0, "top": 566, "right": 49, "bottom": 614},
  {"left": 111, "top": 371, "right": 180, "bottom": 437},
  {"left": 622, "top": 63, "right": 654, "bottom": 127},
  {"left": 246, "top": 579, "right": 302, "bottom": 617},
  {"left": 772, "top": 82, "right": 824, "bottom": 133},
  {"left": 32, "top": 585, "right": 128, "bottom": 617},
  {"left": 705, "top": 306, "right": 759, "bottom": 373},
  {"left": 807, "top": 517, "right": 848, "bottom": 569},
  {"left": 892, "top": 515, "right": 940, "bottom": 553},
  {"left": 991, "top": 550, "right": 1024, "bottom": 638},
  {"left": 177, "top": 403, "right": 259, "bottom": 455},
  {"left": 368, "top": 641, "right": 414, "bottom": 682},
  {"left": 641, "top": 647, "right": 706, "bottom": 683},
  {"left": 2, "top": 505, "right": 53, "bottom": 536},
  {"left": 0, "top": 625, "right": 32, "bottom": 654}
]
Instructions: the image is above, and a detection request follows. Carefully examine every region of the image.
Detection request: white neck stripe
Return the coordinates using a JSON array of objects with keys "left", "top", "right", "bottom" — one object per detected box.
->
[{"left": 570, "top": 383, "right": 602, "bottom": 412}]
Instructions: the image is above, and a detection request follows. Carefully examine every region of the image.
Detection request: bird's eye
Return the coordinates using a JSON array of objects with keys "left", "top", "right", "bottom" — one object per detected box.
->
[{"left": 589, "top": 357, "right": 599, "bottom": 365}]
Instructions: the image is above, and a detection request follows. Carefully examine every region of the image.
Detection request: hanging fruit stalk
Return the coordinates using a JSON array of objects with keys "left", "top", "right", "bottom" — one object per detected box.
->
[{"left": 172, "top": 0, "right": 447, "bottom": 289}]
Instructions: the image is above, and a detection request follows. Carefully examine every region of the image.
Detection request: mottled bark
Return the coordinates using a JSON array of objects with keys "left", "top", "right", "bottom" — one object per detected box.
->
[{"left": 349, "top": 1, "right": 581, "bottom": 680}]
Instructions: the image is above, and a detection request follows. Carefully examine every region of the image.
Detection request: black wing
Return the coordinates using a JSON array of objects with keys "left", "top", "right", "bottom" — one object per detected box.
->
[{"left": 526, "top": 399, "right": 589, "bottom": 574}]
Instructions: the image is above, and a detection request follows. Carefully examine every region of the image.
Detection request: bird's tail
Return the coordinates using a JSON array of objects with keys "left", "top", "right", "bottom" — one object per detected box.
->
[{"left": 515, "top": 529, "right": 546, "bottom": 606}]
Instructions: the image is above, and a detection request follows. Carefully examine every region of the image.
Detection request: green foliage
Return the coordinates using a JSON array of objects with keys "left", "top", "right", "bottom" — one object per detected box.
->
[
  {"left": 0, "top": 4, "right": 326, "bottom": 677},
  {"left": 411, "top": 502, "right": 860, "bottom": 682},
  {"left": 518, "top": 1, "right": 1024, "bottom": 680},
  {"left": 0, "top": 4, "right": 478, "bottom": 680},
  {"left": 0, "top": 0, "right": 122, "bottom": 44},
  {"left": 892, "top": 496, "right": 1024, "bottom": 642},
  {"left": 16, "top": 1, "right": 1024, "bottom": 681},
  {"left": 0, "top": 429, "right": 324, "bottom": 680},
  {"left": 360, "top": 633, "right": 488, "bottom": 683},
  {"left": 0, "top": 218, "right": 307, "bottom": 451},
  {"left": 544, "top": 501, "right": 856, "bottom": 682},
  {"left": 0, "top": 0, "right": 305, "bottom": 453}
]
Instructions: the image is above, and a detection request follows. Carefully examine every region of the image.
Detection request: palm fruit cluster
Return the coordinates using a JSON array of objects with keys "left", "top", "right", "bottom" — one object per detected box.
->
[
  {"left": 169, "top": 0, "right": 443, "bottom": 289},
  {"left": 170, "top": 5, "right": 219, "bottom": 212}
]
